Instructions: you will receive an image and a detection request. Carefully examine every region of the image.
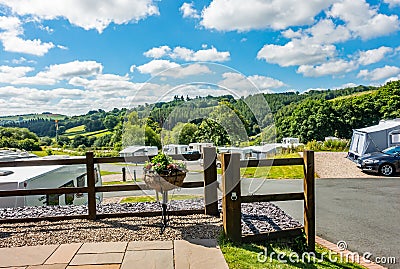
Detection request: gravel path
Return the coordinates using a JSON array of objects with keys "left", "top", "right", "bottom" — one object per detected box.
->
[
  {"left": 0, "top": 200, "right": 301, "bottom": 247},
  {"left": 313, "top": 152, "right": 378, "bottom": 178}
]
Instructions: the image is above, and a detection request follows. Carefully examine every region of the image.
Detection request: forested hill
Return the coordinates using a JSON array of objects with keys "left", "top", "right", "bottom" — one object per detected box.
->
[{"left": 3, "top": 81, "right": 399, "bottom": 148}]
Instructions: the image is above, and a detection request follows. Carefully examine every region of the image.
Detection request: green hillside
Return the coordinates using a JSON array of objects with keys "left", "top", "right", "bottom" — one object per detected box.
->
[{"left": 0, "top": 113, "right": 65, "bottom": 121}]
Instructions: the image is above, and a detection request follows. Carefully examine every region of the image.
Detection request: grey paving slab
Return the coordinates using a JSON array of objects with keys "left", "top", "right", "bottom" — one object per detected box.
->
[
  {"left": 0, "top": 245, "right": 58, "bottom": 267},
  {"left": 45, "top": 244, "right": 82, "bottom": 265},
  {"left": 77, "top": 242, "right": 127, "bottom": 254},
  {"left": 27, "top": 264, "right": 68, "bottom": 269},
  {"left": 66, "top": 265, "right": 120, "bottom": 269},
  {"left": 174, "top": 240, "right": 229, "bottom": 269},
  {"left": 121, "top": 250, "right": 173, "bottom": 269},
  {"left": 69, "top": 253, "right": 124, "bottom": 266},
  {"left": 126, "top": 241, "right": 173, "bottom": 251}
]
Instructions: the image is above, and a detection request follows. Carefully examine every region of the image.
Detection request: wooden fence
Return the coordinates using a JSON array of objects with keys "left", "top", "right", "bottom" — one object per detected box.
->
[
  {"left": 221, "top": 150, "right": 315, "bottom": 251},
  {"left": 0, "top": 151, "right": 218, "bottom": 223}
]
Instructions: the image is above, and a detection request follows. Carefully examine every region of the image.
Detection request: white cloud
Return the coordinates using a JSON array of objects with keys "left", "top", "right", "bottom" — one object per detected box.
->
[
  {"left": 297, "top": 60, "right": 358, "bottom": 77},
  {"left": 329, "top": 0, "right": 400, "bottom": 40},
  {"left": 143, "top": 45, "right": 171, "bottom": 58},
  {"left": 219, "top": 72, "right": 285, "bottom": 93},
  {"left": 300, "top": 19, "right": 352, "bottom": 44},
  {"left": 0, "top": 16, "right": 55, "bottom": 56},
  {"left": 0, "top": 0, "right": 159, "bottom": 33},
  {"left": 384, "top": 0, "right": 400, "bottom": 8},
  {"left": 257, "top": 39, "right": 336, "bottom": 67},
  {"left": 357, "top": 46, "right": 393, "bottom": 65},
  {"left": 180, "top": 2, "right": 200, "bottom": 19},
  {"left": 0, "top": 65, "right": 34, "bottom": 84},
  {"left": 200, "top": 0, "right": 335, "bottom": 31},
  {"left": 136, "top": 60, "right": 212, "bottom": 78},
  {"left": 357, "top": 65, "right": 400, "bottom": 81},
  {"left": 143, "top": 45, "right": 230, "bottom": 62}
]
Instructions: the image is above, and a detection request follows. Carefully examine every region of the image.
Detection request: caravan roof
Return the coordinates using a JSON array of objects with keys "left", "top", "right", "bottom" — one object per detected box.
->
[
  {"left": 0, "top": 165, "right": 63, "bottom": 184},
  {"left": 356, "top": 119, "right": 400, "bottom": 133}
]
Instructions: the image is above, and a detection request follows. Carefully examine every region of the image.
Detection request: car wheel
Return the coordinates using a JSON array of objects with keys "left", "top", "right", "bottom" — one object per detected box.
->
[{"left": 379, "top": 163, "right": 395, "bottom": 176}]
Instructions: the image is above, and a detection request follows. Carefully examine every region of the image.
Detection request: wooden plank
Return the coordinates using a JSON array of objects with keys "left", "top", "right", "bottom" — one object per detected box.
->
[
  {"left": 240, "top": 158, "right": 304, "bottom": 168},
  {"left": 95, "top": 181, "right": 204, "bottom": 193},
  {"left": 303, "top": 150, "right": 315, "bottom": 252},
  {"left": 0, "top": 187, "right": 88, "bottom": 197},
  {"left": 0, "top": 157, "right": 86, "bottom": 167},
  {"left": 242, "top": 227, "right": 304, "bottom": 243},
  {"left": 94, "top": 156, "right": 125, "bottom": 163},
  {"left": 222, "top": 153, "right": 242, "bottom": 243},
  {"left": 203, "top": 147, "right": 219, "bottom": 216},
  {"left": 86, "top": 152, "right": 97, "bottom": 220},
  {"left": 241, "top": 192, "right": 305, "bottom": 203}
]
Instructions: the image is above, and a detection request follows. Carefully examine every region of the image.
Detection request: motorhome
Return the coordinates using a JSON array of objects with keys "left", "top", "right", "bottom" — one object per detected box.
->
[
  {"left": 163, "top": 144, "right": 189, "bottom": 155},
  {"left": 0, "top": 156, "right": 102, "bottom": 208}
]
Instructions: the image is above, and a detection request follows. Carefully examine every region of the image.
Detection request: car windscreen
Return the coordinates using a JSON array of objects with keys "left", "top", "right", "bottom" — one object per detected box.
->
[{"left": 382, "top": 147, "right": 400, "bottom": 155}]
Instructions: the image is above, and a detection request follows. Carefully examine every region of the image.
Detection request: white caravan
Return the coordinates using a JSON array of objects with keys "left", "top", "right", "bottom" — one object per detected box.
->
[
  {"left": 163, "top": 144, "right": 189, "bottom": 155},
  {"left": 188, "top": 143, "right": 214, "bottom": 154},
  {"left": 119, "top": 146, "right": 158, "bottom": 157},
  {"left": 0, "top": 160, "right": 102, "bottom": 208}
]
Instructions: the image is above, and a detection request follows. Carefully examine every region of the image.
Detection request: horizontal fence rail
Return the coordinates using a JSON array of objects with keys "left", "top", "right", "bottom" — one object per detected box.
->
[
  {"left": 240, "top": 157, "right": 304, "bottom": 168},
  {"left": 0, "top": 150, "right": 217, "bottom": 223},
  {"left": 241, "top": 192, "right": 305, "bottom": 203}
]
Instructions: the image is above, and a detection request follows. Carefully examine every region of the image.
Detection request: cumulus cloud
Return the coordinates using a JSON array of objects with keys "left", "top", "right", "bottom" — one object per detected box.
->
[
  {"left": 357, "top": 46, "right": 393, "bottom": 65},
  {"left": 0, "top": 16, "right": 54, "bottom": 56},
  {"left": 143, "top": 45, "right": 171, "bottom": 58},
  {"left": 0, "top": 0, "right": 159, "bottom": 33},
  {"left": 136, "top": 60, "right": 211, "bottom": 78},
  {"left": 180, "top": 2, "right": 200, "bottom": 19},
  {"left": 384, "top": 0, "right": 400, "bottom": 7},
  {"left": 257, "top": 39, "right": 336, "bottom": 67},
  {"left": 200, "top": 0, "right": 334, "bottom": 31},
  {"left": 218, "top": 72, "right": 285, "bottom": 93},
  {"left": 329, "top": 0, "right": 399, "bottom": 40},
  {"left": 357, "top": 65, "right": 400, "bottom": 81},
  {"left": 143, "top": 45, "right": 230, "bottom": 62},
  {"left": 0, "top": 65, "right": 34, "bottom": 84},
  {"left": 297, "top": 60, "right": 358, "bottom": 77}
]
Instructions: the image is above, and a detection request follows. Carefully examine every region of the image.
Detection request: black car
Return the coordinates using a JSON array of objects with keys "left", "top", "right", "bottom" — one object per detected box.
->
[{"left": 357, "top": 146, "right": 400, "bottom": 176}]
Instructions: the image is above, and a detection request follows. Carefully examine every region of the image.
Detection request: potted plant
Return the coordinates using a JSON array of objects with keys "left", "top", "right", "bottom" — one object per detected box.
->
[{"left": 143, "top": 153, "right": 187, "bottom": 192}]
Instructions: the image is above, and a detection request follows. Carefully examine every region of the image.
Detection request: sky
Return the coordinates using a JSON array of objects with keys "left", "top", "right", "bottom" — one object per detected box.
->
[{"left": 0, "top": 0, "right": 399, "bottom": 116}]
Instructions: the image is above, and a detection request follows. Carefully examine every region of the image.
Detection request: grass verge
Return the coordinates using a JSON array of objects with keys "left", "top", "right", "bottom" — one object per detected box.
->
[
  {"left": 100, "top": 170, "right": 121, "bottom": 176},
  {"left": 217, "top": 153, "right": 305, "bottom": 179},
  {"left": 120, "top": 194, "right": 202, "bottom": 203},
  {"left": 219, "top": 234, "right": 365, "bottom": 269}
]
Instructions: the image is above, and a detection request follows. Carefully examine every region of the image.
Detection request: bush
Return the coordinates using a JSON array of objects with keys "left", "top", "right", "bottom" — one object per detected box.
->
[{"left": 305, "top": 139, "right": 349, "bottom": 152}]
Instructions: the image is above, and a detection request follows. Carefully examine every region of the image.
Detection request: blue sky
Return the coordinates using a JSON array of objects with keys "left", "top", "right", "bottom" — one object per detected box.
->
[{"left": 0, "top": 0, "right": 399, "bottom": 115}]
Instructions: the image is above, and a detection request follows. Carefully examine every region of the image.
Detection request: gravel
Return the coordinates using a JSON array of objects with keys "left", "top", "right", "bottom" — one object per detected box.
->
[
  {"left": 0, "top": 199, "right": 301, "bottom": 247},
  {"left": 311, "top": 152, "right": 379, "bottom": 178}
]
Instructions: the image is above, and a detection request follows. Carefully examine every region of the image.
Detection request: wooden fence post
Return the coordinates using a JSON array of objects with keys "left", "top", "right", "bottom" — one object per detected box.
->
[
  {"left": 203, "top": 147, "right": 219, "bottom": 216},
  {"left": 86, "top": 151, "right": 97, "bottom": 220},
  {"left": 222, "top": 153, "right": 241, "bottom": 243},
  {"left": 303, "top": 150, "right": 315, "bottom": 252}
]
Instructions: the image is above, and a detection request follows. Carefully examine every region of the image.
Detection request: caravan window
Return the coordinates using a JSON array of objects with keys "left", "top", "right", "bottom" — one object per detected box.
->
[
  {"left": 62, "top": 180, "right": 75, "bottom": 205},
  {"left": 391, "top": 133, "right": 400, "bottom": 144},
  {"left": 350, "top": 133, "right": 360, "bottom": 152}
]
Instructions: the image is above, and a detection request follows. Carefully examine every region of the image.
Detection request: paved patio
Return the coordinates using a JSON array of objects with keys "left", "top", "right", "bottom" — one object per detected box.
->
[{"left": 0, "top": 239, "right": 228, "bottom": 269}]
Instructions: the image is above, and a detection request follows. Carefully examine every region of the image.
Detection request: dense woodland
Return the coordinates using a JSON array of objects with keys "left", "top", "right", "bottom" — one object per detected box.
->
[{"left": 1, "top": 80, "right": 399, "bottom": 151}]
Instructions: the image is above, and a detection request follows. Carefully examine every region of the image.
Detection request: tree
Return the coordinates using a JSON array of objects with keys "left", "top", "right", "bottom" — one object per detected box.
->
[
  {"left": 178, "top": 123, "right": 198, "bottom": 144},
  {"left": 71, "top": 135, "right": 89, "bottom": 148},
  {"left": 103, "top": 115, "right": 119, "bottom": 130},
  {"left": 195, "top": 119, "right": 230, "bottom": 146}
]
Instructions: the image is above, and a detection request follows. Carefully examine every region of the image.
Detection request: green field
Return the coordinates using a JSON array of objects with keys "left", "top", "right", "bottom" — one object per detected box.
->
[
  {"left": 217, "top": 153, "right": 306, "bottom": 179},
  {"left": 65, "top": 125, "right": 111, "bottom": 139},
  {"left": 0, "top": 113, "right": 65, "bottom": 121}
]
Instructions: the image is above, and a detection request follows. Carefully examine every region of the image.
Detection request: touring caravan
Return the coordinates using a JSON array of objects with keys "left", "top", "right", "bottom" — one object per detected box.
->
[
  {"left": 0, "top": 159, "right": 102, "bottom": 208},
  {"left": 119, "top": 146, "right": 158, "bottom": 157},
  {"left": 348, "top": 119, "right": 400, "bottom": 160},
  {"left": 163, "top": 144, "right": 189, "bottom": 155},
  {"left": 188, "top": 143, "right": 214, "bottom": 154}
]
